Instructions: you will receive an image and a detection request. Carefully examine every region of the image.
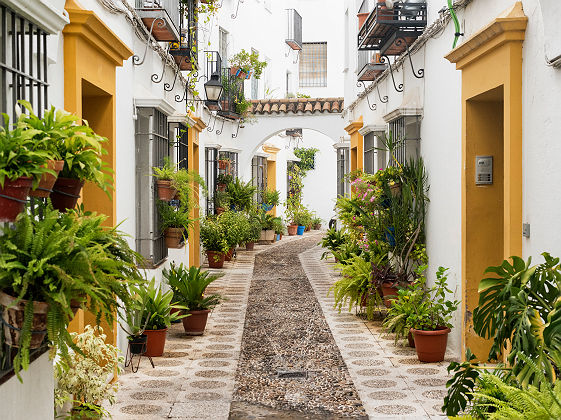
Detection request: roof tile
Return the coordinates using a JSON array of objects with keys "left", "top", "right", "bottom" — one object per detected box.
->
[{"left": 249, "top": 98, "right": 344, "bottom": 115}]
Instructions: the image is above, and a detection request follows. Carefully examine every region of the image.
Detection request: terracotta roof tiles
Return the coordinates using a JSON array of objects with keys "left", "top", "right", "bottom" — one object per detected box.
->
[{"left": 249, "top": 98, "right": 344, "bottom": 115}]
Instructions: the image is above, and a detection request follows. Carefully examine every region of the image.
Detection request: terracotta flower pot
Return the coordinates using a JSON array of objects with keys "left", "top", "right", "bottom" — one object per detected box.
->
[
  {"left": 357, "top": 12, "right": 369, "bottom": 29},
  {"left": 51, "top": 177, "right": 84, "bottom": 212},
  {"left": 287, "top": 224, "right": 298, "bottom": 236},
  {"left": 408, "top": 331, "right": 415, "bottom": 348},
  {"left": 0, "top": 177, "right": 32, "bottom": 222},
  {"left": 182, "top": 309, "right": 210, "bottom": 335},
  {"left": 377, "top": 0, "right": 393, "bottom": 21},
  {"left": 245, "top": 242, "right": 255, "bottom": 251},
  {"left": 30, "top": 160, "right": 64, "bottom": 198},
  {"left": 0, "top": 291, "right": 49, "bottom": 349},
  {"left": 128, "top": 334, "right": 148, "bottom": 355},
  {"left": 165, "top": 227, "right": 184, "bottom": 249},
  {"left": 216, "top": 207, "right": 225, "bottom": 215},
  {"left": 224, "top": 247, "right": 235, "bottom": 261},
  {"left": 412, "top": 327, "right": 451, "bottom": 362},
  {"left": 381, "top": 282, "right": 399, "bottom": 308},
  {"left": 156, "top": 180, "right": 177, "bottom": 202},
  {"left": 313, "top": 224, "right": 322, "bottom": 230},
  {"left": 207, "top": 250, "right": 225, "bottom": 268},
  {"left": 217, "top": 183, "right": 226, "bottom": 192},
  {"left": 144, "top": 328, "right": 167, "bottom": 357}
]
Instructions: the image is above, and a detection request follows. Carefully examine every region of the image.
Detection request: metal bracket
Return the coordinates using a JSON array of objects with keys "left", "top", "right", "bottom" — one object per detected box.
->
[
  {"left": 376, "top": 83, "right": 388, "bottom": 103},
  {"left": 207, "top": 112, "right": 217, "bottom": 132},
  {"left": 215, "top": 117, "right": 225, "bottom": 135},
  {"left": 133, "top": 18, "right": 166, "bottom": 66},
  {"left": 380, "top": 54, "right": 403, "bottom": 93},
  {"left": 395, "top": 37, "right": 424, "bottom": 79},
  {"left": 164, "top": 66, "right": 180, "bottom": 91},
  {"left": 293, "top": 49, "right": 301, "bottom": 65},
  {"left": 232, "top": 119, "right": 241, "bottom": 138},
  {"left": 151, "top": 44, "right": 171, "bottom": 84},
  {"left": 357, "top": 81, "right": 376, "bottom": 111},
  {"left": 231, "top": 0, "right": 244, "bottom": 19}
]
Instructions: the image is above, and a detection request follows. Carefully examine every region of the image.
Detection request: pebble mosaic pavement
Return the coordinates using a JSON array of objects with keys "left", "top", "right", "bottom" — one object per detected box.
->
[{"left": 107, "top": 232, "right": 454, "bottom": 419}]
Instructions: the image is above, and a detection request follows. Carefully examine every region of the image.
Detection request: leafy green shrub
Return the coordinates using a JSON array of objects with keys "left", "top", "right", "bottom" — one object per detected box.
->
[
  {"left": 163, "top": 263, "right": 222, "bottom": 311},
  {"left": 200, "top": 217, "right": 229, "bottom": 252}
]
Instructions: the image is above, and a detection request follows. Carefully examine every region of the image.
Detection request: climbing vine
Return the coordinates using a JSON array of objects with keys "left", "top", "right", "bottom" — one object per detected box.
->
[{"left": 287, "top": 147, "right": 319, "bottom": 207}]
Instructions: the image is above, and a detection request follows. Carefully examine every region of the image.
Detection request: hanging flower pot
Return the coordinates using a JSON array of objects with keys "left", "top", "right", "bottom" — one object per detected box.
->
[
  {"left": 143, "top": 328, "right": 167, "bottom": 357},
  {"left": 182, "top": 310, "right": 210, "bottom": 335},
  {"left": 411, "top": 327, "right": 450, "bottom": 362},
  {"left": 287, "top": 224, "right": 298, "bottom": 236},
  {"left": 207, "top": 250, "right": 225, "bottom": 268},
  {"left": 30, "top": 160, "right": 64, "bottom": 198},
  {"left": 164, "top": 227, "right": 184, "bottom": 249},
  {"left": 128, "top": 334, "right": 148, "bottom": 355},
  {"left": 218, "top": 159, "right": 230, "bottom": 170},
  {"left": 155, "top": 180, "right": 177, "bottom": 202},
  {"left": 245, "top": 241, "right": 255, "bottom": 251},
  {"left": 0, "top": 291, "right": 49, "bottom": 349},
  {"left": 357, "top": 12, "right": 369, "bottom": 29},
  {"left": 51, "top": 177, "right": 84, "bottom": 212},
  {"left": 0, "top": 177, "right": 32, "bottom": 222}
]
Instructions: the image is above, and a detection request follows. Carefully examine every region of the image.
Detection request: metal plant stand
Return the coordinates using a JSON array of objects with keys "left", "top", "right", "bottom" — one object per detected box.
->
[{"left": 124, "top": 339, "right": 154, "bottom": 373}]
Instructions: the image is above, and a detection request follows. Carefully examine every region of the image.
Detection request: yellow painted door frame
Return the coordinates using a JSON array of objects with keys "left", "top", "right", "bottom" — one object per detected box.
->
[
  {"left": 446, "top": 2, "right": 527, "bottom": 361},
  {"left": 63, "top": 0, "right": 132, "bottom": 343},
  {"left": 263, "top": 144, "right": 281, "bottom": 216},
  {"left": 188, "top": 116, "right": 206, "bottom": 267},
  {"left": 345, "top": 117, "right": 364, "bottom": 173}
]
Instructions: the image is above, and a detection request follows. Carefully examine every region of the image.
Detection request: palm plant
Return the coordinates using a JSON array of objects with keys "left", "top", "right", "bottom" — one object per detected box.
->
[{"left": 163, "top": 264, "right": 223, "bottom": 311}]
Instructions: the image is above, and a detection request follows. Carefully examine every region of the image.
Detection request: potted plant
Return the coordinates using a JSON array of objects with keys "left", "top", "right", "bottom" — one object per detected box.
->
[
  {"left": 218, "top": 210, "right": 249, "bottom": 261},
  {"left": 137, "top": 279, "right": 185, "bottom": 357},
  {"left": 293, "top": 211, "right": 309, "bottom": 236},
  {"left": 54, "top": 325, "right": 122, "bottom": 419},
  {"left": 0, "top": 114, "right": 52, "bottom": 221},
  {"left": 217, "top": 173, "right": 233, "bottom": 191},
  {"left": 312, "top": 216, "right": 323, "bottom": 230},
  {"left": 200, "top": 217, "right": 229, "bottom": 268},
  {"left": 153, "top": 157, "right": 177, "bottom": 202},
  {"left": 409, "top": 266, "right": 459, "bottom": 362},
  {"left": 214, "top": 189, "right": 231, "bottom": 215},
  {"left": 257, "top": 212, "right": 276, "bottom": 244},
  {"left": 226, "top": 178, "right": 257, "bottom": 212},
  {"left": 163, "top": 263, "right": 222, "bottom": 335},
  {"left": 158, "top": 201, "right": 190, "bottom": 249},
  {"left": 229, "top": 49, "right": 268, "bottom": 80},
  {"left": 120, "top": 302, "right": 150, "bottom": 356},
  {"left": 0, "top": 207, "right": 139, "bottom": 378},
  {"left": 245, "top": 213, "right": 262, "bottom": 250},
  {"left": 272, "top": 217, "right": 286, "bottom": 241},
  {"left": 261, "top": 188, "right": 280, "bottom": 212},
  {"left": 218, "top": 157, "right": 231, "bottom": 170}
]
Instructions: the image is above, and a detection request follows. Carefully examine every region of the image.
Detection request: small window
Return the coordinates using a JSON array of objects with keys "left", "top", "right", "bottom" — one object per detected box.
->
[
  {"left": 170, "top": 123, "right": 189, "bottom": 170},
  {"left": 299, "top": 42, "right": 327, "bottom": 87},
  {"left": 252, "top": 156, "right": 268, "bottom": 203},
  {"left": 337, "top": 148, "right": 350, "bottom": 197},
  {"left": 205, "top": 147, "right": 218, "bottom": 215},
  {"left": 364, "top": 132, "right": 376, "bottom": 174},
  {"left": 388, "top": 115, "right": 421, "bottom": 166},
  {"left": 219, "top": 27, "right": 228, "bottom": 67}
]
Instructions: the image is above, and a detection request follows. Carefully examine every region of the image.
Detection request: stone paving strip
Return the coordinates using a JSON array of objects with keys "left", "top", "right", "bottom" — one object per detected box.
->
[
  {"left": 300, "top": 245, "right": 453, "bottom": 419},
  {"left": 107, "top": 235, "right": 305, "bottom": 420},
  {"left": 230, "top": 234, "right": 367, "bottom": 419}
]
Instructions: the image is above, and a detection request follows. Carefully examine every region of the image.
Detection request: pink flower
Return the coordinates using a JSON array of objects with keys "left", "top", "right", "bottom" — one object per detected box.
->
[{"left": 370, "top": 196, "right": 375, "bottom": 202}]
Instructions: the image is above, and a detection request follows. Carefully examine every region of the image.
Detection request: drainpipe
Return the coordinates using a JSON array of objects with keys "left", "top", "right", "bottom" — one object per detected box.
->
[{"left": 447, "top": 0, "right": 463, "bottom": 49}]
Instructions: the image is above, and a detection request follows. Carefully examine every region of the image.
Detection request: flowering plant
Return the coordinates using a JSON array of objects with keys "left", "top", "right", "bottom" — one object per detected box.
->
[{"left": 55, "top": 326, "right": 123, "bottom": 412}]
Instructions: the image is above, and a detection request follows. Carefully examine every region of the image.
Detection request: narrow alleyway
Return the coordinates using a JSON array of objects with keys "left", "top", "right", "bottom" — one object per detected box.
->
[{"left": 108, "top": 234, "right": 451, "bottom": 419}]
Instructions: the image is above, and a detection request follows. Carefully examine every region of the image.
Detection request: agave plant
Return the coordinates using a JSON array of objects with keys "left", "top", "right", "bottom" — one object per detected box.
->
[{"left": 163, "top": 264, "right": 223, "bottom": 311}]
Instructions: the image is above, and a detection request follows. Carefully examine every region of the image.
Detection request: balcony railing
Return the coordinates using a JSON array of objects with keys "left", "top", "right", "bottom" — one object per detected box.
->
[
  {"left": 218, "top": 68, "right": 244, "bottom": 120},
  {"left": 135, "top": 0, "right": 180, "bottom": 42},
  {"left": 357, "top": 50, "right": 387, "bottom": 82},
  {"left": 169, "top": 0, "right": 198, "bottom": 70},
  {"left": 357, "top": 1, "right": 427, "bottom": 52},
  {"left": 285, "top": 9, "right": 303, "bottom": 51}
]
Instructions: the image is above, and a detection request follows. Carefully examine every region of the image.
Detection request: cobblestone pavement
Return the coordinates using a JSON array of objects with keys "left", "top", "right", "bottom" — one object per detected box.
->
[
  {"left": 301, "top": 245, "right": 453, "bottom": 419},
  {"left": 108, "top": 234, "right": 452, "bottom": 419}
]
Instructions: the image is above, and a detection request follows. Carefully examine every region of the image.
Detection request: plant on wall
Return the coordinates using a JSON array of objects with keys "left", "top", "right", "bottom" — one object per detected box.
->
[
  {"left": 294, "top": 147, "right": 319, "bottom": 171},
  {"left": 229, "top": 49, "right": 268, "bottom": 79}
]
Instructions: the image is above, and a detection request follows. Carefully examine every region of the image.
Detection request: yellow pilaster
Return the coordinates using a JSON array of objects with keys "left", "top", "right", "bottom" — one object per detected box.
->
[
  {"left": 188, "top": 115, "right": 206, "bottom": 267},
  {"left": 263, "top": 144, "right": 281, "bottom": 216},
  {"left": 345, "top": 117, "right": 364, "bottom": 173}
]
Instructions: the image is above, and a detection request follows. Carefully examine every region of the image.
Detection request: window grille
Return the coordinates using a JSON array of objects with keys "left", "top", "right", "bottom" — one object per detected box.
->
[
  {"left": 205, "top": 147, "right": 218, "bottom": 215},
  {"left": 364, "top": 132, "right": 376, "bottom": 174},
  {"left": 299, "top": 42, "right": 327, "bottom": 87},
  {"left": 135, "top": 107, "right": 170, "bottom": 267},
  {"left": 376, "top": 134, "right": 387, "bottom": 170},
  {"left": 219, "top": 151, "right": 238, "bottom": 178},
  {"left": 219, "top": 28, "right": 228, "bottom": 67},
  {"left": 251, "top": 156, "right": 267, "bottom": 203},
  {"left": 171, "top": 123, "right": 189, "bottom": 170},
  {"left": 0, "top": 4, "right": 49, "bottom": 120},
  {"left": 337, "top": 148, "right": 350, "bottom": 197},
  {"left": 388, "top": 115, "right": 421, "bottom": 166}
]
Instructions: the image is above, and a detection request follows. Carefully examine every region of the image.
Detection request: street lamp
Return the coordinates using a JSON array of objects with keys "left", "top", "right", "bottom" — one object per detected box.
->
[{"left": 204, "top": 73, "right": 223, "bottom": 109}]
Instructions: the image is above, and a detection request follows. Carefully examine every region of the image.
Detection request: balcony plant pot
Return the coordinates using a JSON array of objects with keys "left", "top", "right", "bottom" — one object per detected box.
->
[
  {"left": 0, "top": 176, "right": 32, "bottom": 222},
  {"left": 357, "top": 12, "right": 369, "bottom": 29},
  {"left": 128, "top": 334, "right": 148, "bottom": 355},
  {"left": 51, "top": 177, "right": 84, "bottom": 212},
  {"left": 297, "top": 225, "right": 305, "bottom": 235},
  {"left": 170, "top": 47, "right": 195, "bottom": 71},
  {"left": 381, "top": 281, "right": 399, "bottom": 308},
  {"left": 207, "top": 250, "right": 225, "bottom": 269},
  {"left": 245, "top": 241, "right": 255, "bottom": 251},
  {"left": 182, "top": 309, "right": 210, "bottom": 335},
  {"left": 143, "top": 328, "right": 167, "bottom": 357},
  {"left": 218, "top": 160, "right": 230, "bottom": 170},
  {"left": 30, "top": 160, "right": 64, "bottom": 198},
  {"left": 224, "top": 247, "right": 235, "bottom": 262},
  {"left": 411, "top": 327, "right": 451, "bottom": 362},
  {"left": 155, "top": 180, "right": 177, "bottom": 202},
  {"left": 164, "top": 227, "right": 184, "bottom": 249},
  {"left": 0, "top": 291, "right": 49, "bottom": 349},
  {"left": 287, "top": 224, "right": 298, "bottom": 236},
  {"left": 230, "top": 67, "right": 247, "bottom": 79},
  {"left": 377, "top": 0, "right": 393, "bottom": 21}
]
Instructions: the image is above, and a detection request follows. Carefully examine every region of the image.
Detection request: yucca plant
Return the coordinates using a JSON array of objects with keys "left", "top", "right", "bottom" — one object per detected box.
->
[
  {"left": 135, "top": 279, "right": 186, "bottom": 330},
  {"left": 163, "top": 264, "right": 222, "bottom": 311}
]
